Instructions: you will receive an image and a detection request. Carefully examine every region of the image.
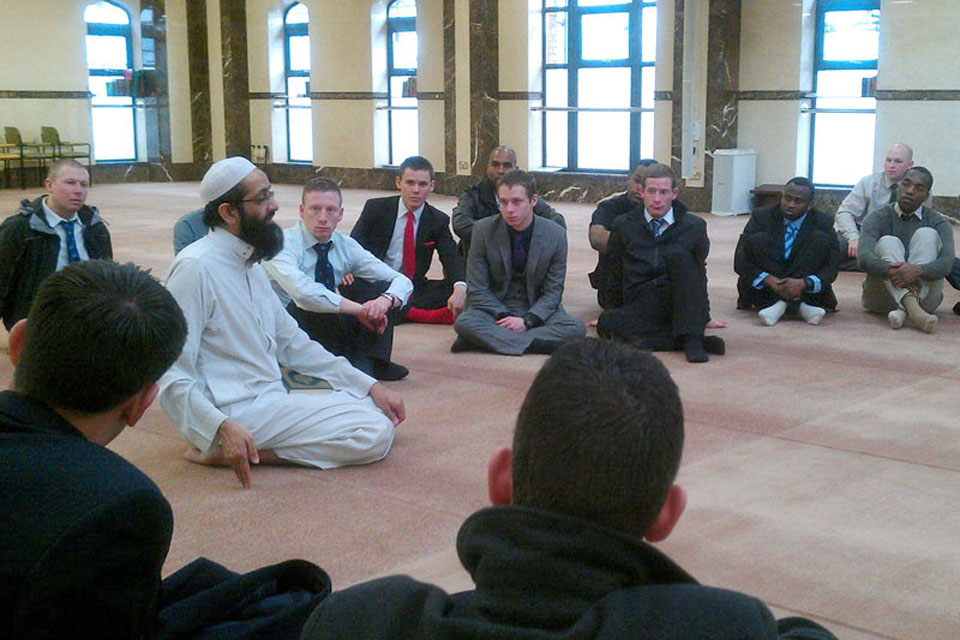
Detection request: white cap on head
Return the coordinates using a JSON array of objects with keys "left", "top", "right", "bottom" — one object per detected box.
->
[{"left": 200, "top": 157, "right": 257, "bottom": 204}]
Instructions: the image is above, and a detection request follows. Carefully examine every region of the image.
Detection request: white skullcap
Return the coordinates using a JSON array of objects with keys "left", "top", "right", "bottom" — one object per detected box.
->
[{"left": 200, "top": 157, "right": 257, "bottom": 204}]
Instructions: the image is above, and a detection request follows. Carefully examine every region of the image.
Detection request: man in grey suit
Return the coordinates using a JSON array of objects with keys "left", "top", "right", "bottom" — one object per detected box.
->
[{"left": 452, "top": 170, "right": 585, "bottom": 355}]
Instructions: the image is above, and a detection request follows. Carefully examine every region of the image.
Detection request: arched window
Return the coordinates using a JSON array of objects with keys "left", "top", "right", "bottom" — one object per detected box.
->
[
  {"left": 809, "top": 0, "right": 879, "bottom": 186},
  {"left": 387, "top": 0, "right": 418, "bottom": 164},
  {"left": 285, "top": 2, "right": 312, "bottom": 163},
  {"left": 84, "top": 1, "right": 136, "bottom": 162},
  {"left": 542, "top": 0, "right": 657, "bottom": 172}
]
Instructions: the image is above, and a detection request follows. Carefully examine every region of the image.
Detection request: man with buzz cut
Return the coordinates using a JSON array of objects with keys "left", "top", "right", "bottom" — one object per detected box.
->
[
  {"left": 858, "top": 166, "right": 953, "bottom": 333},
  {"left": 452, "top": 146, "right": 565, "bottom": 255},
  {"left": 452, "top": 169, "right": 585, "bottom": 355},
  {"left": 159, "top": 157, "right": 405, "bottom": 489},
  {"left": 301, "top": 338, "right": 839, "bottom": 640},
  {"left": 350, "top": 155, "right": 466, "bottom": 324},
  {"left": 0, "top": 158, "right": 112, "bottom": 330},
  {"left": 264, "top": 177, "right": 412, "bottom": 381}
]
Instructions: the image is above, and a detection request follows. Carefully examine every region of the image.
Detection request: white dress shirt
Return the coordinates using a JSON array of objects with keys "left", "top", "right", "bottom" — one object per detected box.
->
[
  {"left": 263, "top": 223, "right": 412, "bottom": 313},
  {"left": 158, "top": 227, "right": 378, "bottom": 453},
  {"left": 41, "top": 198, "right": 89, "bottom": 270},
  {"left": 384, "top": 200, "right": 425, "bottom": 273},
  {"left": 644, "top": 207, "right": 676, "bottom": 229}
]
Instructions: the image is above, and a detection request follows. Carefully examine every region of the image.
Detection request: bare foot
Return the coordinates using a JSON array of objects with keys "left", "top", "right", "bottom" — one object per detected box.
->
[
  {"left": 587, "top": 318, "right": 599, "bottom": 328},
  {"left": 183, "top": 446, "right": 228, "bottom": 467},
  {"left": 706, "top": 319, "right": 727, "bottom": 329}
]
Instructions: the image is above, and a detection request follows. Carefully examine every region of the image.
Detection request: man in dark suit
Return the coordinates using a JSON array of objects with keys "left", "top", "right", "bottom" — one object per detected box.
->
[
  {"left": 301, "top": 339, "right": 839, "bottom": 640},
  {"left": 735, "top": 177, "right": 840, "bottom": 326},
  {"left": 597, "top": 163, "right": 724, "bottom": 363},
  {"left": 452, "top": 170, "right": 584, "bottom": 355},
  {"left": 350, "top": 156, "right": 466, "bottom": 324},
  {"left": 0, "top": 260, "right": 187, "bottom": 638}
]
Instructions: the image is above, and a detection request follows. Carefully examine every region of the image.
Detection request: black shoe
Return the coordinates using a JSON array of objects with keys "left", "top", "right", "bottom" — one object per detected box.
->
[
  {"left": 702, "top": 335, "right": 725, "bottom": 356},
  {"left": 525, "top": 337, "right": 559, "bottom": 355},
  {"left": 682, "top": 335, "right": 709, "bottom": 363},
  {"left": 450, "top": 336, "right": 475, "bottom": 353},
  {"left": 372, "top": 360, "right": 409, "bottom": 381},
  {"left": 954, "top": 301, "right": 960, "bottom": 316}
]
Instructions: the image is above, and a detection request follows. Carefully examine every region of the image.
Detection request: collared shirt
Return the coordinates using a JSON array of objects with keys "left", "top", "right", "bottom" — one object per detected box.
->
[
  {"left": 385, "top": 200, "right": 425, "bottom": 273},
  {"left": 753, "top": 212, "right": 821, "bottom": 293},
  {"left": 643, "top": 207, "right": 675, "bottom": 232},
  {"left": 506, "top": 218, "right": 535, "bottom": 273},
  {"left": 835, "top": 170, "right": 931, "bottom": 242},
  {"left": 893, "top": 202, "right": 922, "bottom": 221},
  {"left": 263, "top": 222, "right": 413, "bottom": 313},
  {"left": 41, "top": 198, "right": 89, "bottom": 269},
  {"left": 158, "top": 226, "right": 376, "bottom": 452}
]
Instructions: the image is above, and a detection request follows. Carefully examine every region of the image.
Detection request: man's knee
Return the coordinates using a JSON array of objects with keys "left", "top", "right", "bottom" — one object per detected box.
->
[
  {"left": 908, "top": 227, "right": 941, "bottom": 263},
  {"left": 875, "top": 235, "right": 906, "bottom": 262}
]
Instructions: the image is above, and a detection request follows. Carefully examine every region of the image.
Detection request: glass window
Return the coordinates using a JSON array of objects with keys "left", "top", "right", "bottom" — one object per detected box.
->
[
  {"left": 85, "top": 1, "right": 135, "bottom": 162},
  {"left": 285, "top": 3, "right": 312, "bottom": 163},
  {"left": 542, "top": 1, "right": 657, "bottom": 172},
  {"left": 83, "top": 1, "right": 129, "bottom": 24},
  {"left": 387, "top": 0, "right": 419, "bottom": 164},
  {"left": 810, "top": 1, "right": 879, "bottom": 186}
]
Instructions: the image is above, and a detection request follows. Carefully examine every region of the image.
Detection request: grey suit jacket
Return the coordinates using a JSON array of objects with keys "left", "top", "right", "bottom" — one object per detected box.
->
[{"left": 465, "top": 215, "right": 568, "bottom": 321}]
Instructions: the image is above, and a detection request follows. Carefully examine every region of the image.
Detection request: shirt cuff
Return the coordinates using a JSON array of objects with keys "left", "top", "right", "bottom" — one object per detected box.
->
[
  {"left": 805, "top": 276, "right": 822, "bottom": 294},
  {"left": 752, "top": 272, "right": 770, "bottom": 289}
]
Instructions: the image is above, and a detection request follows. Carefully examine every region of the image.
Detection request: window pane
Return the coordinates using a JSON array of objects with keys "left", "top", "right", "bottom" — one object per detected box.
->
[
  {"left": 91, "top": 106, "right": 135, "bottom": 160},
  {"left": 390, "top": 109, "right": 419, "bottom": 164},
  {"left": 84, "top": 1, "right": 129, "bottom": 24},
  {"left": 578, "top": 0, "right": 627, "bottom": 6},
  {"left": 641, "top": 6, "right": 657, "bottom": 62},
  {"left": 390, "top": 76, "right": 417, "bottom": 107},
  {"left": 388, "top": 0, "right": 417, "bottom": 18},
  {"left": 816, "top": 70, "right": 876, "bottom": 109},
  {"left": 286, "top": 3, "right": 309, "bottom": 24},
  {"left": 640, "top": 65, "right": 655, "bottom": 108},
  {"left": 544, "top": 11, "right": 568, "bottom": 64},
  {"left": 578, "top": 67, "right": 630, "bottom": 108},
  {"left": 544, "top": 0, "right": 567, "bottom": 8},
  {"left": 89, "top": 76, "right": 133, "bottom": 106},
  {"left": 640, "top": 111, "right": 654, "bottom": 159},
  {"left": 578, "top": 111, "right": 629, "bottom": 171},
  {"left": 86, "top": 34, "right": 128, "bottom": 70},
  {"left": 391, "top": 30, "right": 418, "bottom": 69},
  {"left": 822, "top": 10, "right": 879, "bottom": 62},
  {"left": 812, "top": 113, "right": 875, "bottom": 185},
  {"left": 545, "top": 111, "right": 568, "bottom": 168},
  {"left": 581, "top": 12, "right": 628, "bottom": 61},
  {"left": 287, "top": 77, "right": 311, "bottom": 107},
  {"left": 288, "top": 107, "right": 313, "bottom": 162},
  {"left": 288, "top": 35, "right": 310, "bottom": 72}
]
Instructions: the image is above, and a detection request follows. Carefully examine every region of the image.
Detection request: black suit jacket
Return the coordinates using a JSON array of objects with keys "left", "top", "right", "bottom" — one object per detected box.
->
[
  {"left": 351, "top": 196, "right": 465, "bottom": 286},
  {"left": 0, "top": 391, "right": 173, "bottom": 640}
]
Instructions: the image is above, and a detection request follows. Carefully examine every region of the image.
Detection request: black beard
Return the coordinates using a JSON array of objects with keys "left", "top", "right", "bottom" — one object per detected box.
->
[{"left": 239, "top": 211, "right": 284, "bottom": 263}]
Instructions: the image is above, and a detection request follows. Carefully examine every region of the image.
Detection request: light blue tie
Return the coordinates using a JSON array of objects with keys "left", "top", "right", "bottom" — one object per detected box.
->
[
  {"left": 784, "top": 223, "right": 798, "bottom": 260},
  {"left": 650, "top": 218, "right": 665, "bottom": 238},
  {"left": 60, "top": 220, "right": 81, "bottom": 263}
]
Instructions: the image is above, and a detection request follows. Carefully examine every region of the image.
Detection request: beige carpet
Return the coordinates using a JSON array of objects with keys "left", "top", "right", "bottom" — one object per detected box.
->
[{"left": 2, "top": 180, "right": 958, "bottom": 639}]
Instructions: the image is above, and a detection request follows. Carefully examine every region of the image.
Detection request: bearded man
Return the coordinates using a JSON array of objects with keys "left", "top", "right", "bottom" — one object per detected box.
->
[{"left": 158, "top": 157, "right": 406, "bottom": 489}]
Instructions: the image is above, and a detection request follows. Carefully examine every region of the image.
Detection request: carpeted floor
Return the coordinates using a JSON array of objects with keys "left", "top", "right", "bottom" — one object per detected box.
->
[{"left": 2, "top": 180, "right": 958, "bottom": 639}]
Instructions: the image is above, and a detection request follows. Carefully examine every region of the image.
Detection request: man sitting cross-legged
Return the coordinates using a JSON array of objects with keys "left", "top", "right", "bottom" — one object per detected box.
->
[
  {"left": 858, "top": 166, "right": 954, "bottom": 333},
  {"left": 159, "top": 157, "right": 405, "bottom": 489},
  {"left": 735, "top": 177, "right": 840, "bottom": 326},
  {"left": 263, "top": 177, "right": 413, "bottom": 381},
  {"left": 301, "top": 339, "right": 838, "bottom": 640},
  {"left": 452, "top": 169, "right": 585, "bottom": 355}
]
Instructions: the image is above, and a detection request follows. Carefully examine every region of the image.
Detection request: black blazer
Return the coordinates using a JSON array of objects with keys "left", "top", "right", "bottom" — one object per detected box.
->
[
  {"left": 0, "top": 391, "right": 173, "bottom": 639},
  {"left": 351, "top": 196, "right": 465, "bottom": 285}
]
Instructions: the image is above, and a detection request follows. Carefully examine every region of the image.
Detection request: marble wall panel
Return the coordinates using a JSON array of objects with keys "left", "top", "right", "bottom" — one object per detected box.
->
[
  {"left": 468, "top": 0, "right": 498, "bottom": 178},
  {"left": 186, "top": 0, "right": 212, "bottom": 164},
  {"left": 443, "top": 0, "right": 457, "bottom": 176},
  {"left": 219, "top": 0, "right": 250, "bottom": 158}
]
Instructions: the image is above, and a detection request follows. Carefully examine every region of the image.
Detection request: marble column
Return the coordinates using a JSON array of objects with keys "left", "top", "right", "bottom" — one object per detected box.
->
[
  {"left": 219, "top": 0, "right": 250, "bottom": 158},
  {"left": 443, "top": 0, "right": 457, "bottom": 179},
  {"left": 468, "top": 0, "right": 498, "bottom": 178},
  {"left": 141, "top": 0, "right": 172, "bottom": 174},
  {"left": 186, "top": 0, "right": 212, "bottom": 164}
]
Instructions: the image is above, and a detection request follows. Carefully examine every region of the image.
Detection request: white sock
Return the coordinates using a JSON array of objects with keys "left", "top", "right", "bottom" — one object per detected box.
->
[
  {"left": 887, "top": 308, "right": 907, "bottom": 329},
  {"left": 758, "top": 300, "right": 787, "bottom": 326},
  {"left": 798, "top": 303, "right": 826, "bottom": 325}
]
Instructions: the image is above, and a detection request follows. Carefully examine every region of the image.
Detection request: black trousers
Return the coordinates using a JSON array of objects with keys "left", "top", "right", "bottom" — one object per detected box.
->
[
  {"left": 736, "top": 230, "right": 838, "bottom": 310},
  {"left": 597, "top": 246, "right": 708, "bottom": 342},
  {"left": 288, "top": 279, "right": 399, "bottom": 367}
]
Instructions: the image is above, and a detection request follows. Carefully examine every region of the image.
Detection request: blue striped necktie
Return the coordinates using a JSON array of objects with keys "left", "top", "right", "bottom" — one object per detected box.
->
[
  {"left": 60, "top": 219, "right": 81, "bottom": 263},
  {"left": 784, "top": 223, "right": 798, "bottom": 259},
  {"left": 650, "top": 218, "right": 665, "bottom": 237}
]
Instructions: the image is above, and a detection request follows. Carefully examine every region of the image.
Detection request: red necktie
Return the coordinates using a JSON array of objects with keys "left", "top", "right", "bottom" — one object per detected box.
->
[{"left": 402, "top": 211, "right": 416, "bottom": 279}]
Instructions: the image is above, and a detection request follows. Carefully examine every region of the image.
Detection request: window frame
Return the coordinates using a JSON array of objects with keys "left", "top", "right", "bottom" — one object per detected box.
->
[
  {"left": 284, "top": 2, "right": 312, "bottom": 163},
  {"left": 541, "top": 0, "right": 657, "bottom": 173},
  {"left": 809, "top": 0, "right": 880, "bottom": 187},
  {"left": 85, "top": 0, "right": 137, "bottom": 163},
  {"left": 386, "top": 0, "right": 419, "bottom": 166}
]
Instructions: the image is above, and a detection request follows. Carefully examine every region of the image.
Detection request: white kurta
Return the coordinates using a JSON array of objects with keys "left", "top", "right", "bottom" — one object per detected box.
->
[{"left": 158, "top": 227, "right": 394, "bottom": 469}]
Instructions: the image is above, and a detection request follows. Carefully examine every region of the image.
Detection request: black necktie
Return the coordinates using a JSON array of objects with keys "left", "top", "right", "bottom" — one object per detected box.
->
[
  {"left": 512, "top": 232, "right": 527, "bottom": 273},
  {"left": 889, "top": 183, "right": 898, "bottom": 204},
  {"left": 313, "top": 242, "right": 335, "bottom": 291}
]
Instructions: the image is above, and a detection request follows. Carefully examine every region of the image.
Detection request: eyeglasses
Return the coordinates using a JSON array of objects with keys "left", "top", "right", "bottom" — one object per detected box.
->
[{"left": 241, "top": 190, "right": 276, "bottom": 205}]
